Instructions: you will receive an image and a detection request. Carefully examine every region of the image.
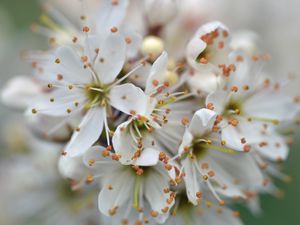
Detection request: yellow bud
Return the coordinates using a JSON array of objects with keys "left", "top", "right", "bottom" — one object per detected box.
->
[{"left": 141, "top": 36, "right": 164, "bottom": 58}]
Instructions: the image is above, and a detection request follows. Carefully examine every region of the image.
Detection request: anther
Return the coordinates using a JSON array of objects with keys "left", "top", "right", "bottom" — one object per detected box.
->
[
  {"left": 110, "top": 26, "right": 118, "bottom": 33},
  {"left": 82, "top": 26, "right": 90, "bottom": 33}
]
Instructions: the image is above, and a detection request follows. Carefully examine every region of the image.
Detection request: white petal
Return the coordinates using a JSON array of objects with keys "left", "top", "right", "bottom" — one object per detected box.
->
[
  {"left": 221, "top": 124, "right": 245, "bottom": 151},
  {"left": 145, "top": 51, "right": 168, "bottom": 94},
  {"left": 211, "top": 150, "right": 264, "bottom": 189},
  {"left": 58, "top": 154, "right": 86, "bottom": 180},
  {"left": 206, "top": 90, "right": 229, "bottom": 114},
  {"left": 112, "top": 120, "right": 136, "bottom": 164},
  {"left": 98, "top": 168, "right": 134, "bottom": 216},
  {"left": 53, "top": 46, "right": 92, "bottom": 84},
  {"left": 144, "top": 0, "right": 177, "bottom": 27},
  {"left": 94, "top": 32, "right": 126, "bottom": 84},
  {"left": 96, "top": 0, "right": 129, "bottom": 33},
  {"left": 110, "top": 83, "right": 149, "bottom": 116},
  {"left": 134, "top": 148, "right": 160, "bottom": 166},
  {"left": 186, "top": 70, "right": 220, "bottom": 95},
  {"left": 65, "top": 107, "right": 104, "bottom": 157},
  {"left": 254, "top": 132, "right": 289, "bottom": 161},
  {"left": 178, "top": 129, "right": 193, "bottom": 155},
  {"left": 244, "top": 90, "right": 298, "bottom": 121},
  {"left": 1, "top": 76, "right": 41, "bottom": 109},
  {"left": 182, "top": 158, "right": 200, "bottom": 205},
  {"left": 84, "top": 146, "right": 120, "bottom": 174},
  {"left": 28, "top": 88, "right": 85, "bottom": 116},
  {"left": 189, "top": 108, "right": 217, "bottom": 136},
  {"left": 144, "top": 165, "right": 173, "bottom": 218}
]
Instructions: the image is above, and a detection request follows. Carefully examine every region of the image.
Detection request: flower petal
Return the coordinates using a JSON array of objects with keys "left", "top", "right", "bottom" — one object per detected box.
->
[
  {"left": 189, "top": 108, "right": 217, "bottom": 136},
  {"left": 206, "top": 90, "right": 229, "bottom": 114},
  {"left": 145, "top": 51, "right": 168, "bottom": 94},
  {"left": 94, "top": 32, "right": 126, "bottom": 84},
  {"left": 65, "top": 107, "right": 104, "bottom": 157},
  {"left": 112, "top": 120, "right": 136, "bottom": 164},
  {"left": 182, "top": 158, "right": 201, "bottom": 205},
  {"left": 110, "top": 83, "right": 149, "bottom": 116},
  {"left": 144, "top": 164, "right": 173, "bottom": 221},
  {"left": 244, "top": 90, "right": 298, "bottom": 121},
  {"left": 96, "top": 0, "right": 129, "bottom": 33},
  {"left": 134, "top": 148, "right": 160, "bottom": 166},
  {"left": 98, "top": 168, "right": 134, "bottom": 216}
]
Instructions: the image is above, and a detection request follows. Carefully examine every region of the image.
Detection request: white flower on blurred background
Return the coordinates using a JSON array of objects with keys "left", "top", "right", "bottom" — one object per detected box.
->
[
  {"left": 178, "top": 109, "right": 263, "bottom": 205},
  {"left": 84, "top": 145, "right": 176, "bottom": 224},
  {"left": 28, "top": 31, "right": 147, "bottom": 157}
]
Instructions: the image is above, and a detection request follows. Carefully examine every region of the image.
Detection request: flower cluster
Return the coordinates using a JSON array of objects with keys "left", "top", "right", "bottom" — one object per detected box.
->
[{"left": 1, "top": 0, "right": 299, "bottom": 225}]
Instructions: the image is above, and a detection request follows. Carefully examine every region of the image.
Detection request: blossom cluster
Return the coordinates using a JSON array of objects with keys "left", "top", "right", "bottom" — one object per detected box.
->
[{"left": 1, "top": 0, "right": 299, "bottom": 225}]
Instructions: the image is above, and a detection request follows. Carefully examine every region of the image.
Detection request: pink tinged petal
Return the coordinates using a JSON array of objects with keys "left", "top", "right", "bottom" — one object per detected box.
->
[
  {"left": 244, "top": 90, "right": 298, "bottom": 121},
  {"left": 144, "top": 165, "right": 173, "bottom": 222},
  {"left": 112, "top": 120, "right": 136, "bottom": 165},
  {"left": 53, "top": 46, "right": 92, "bottom": 84},
  {"left": 206, "top": 90, "right": 229, "bottom": 114},
  {"left": 145, "top": 51, "right": 168, "bottom": 94},
  {"left": 96, "top": 0, "right": 129, "bottom": 33},
  {"left": 94, "top": 32, "right": 126, "bottom": 84},
  {"left": 189, "top": 108, "right": 217, "bottom": 136},
  {"left": 134, "top": 148, "right": 160, "bottom": 166},
  {"left": 182, "top": 158, "right": 201, "bottom": 205},
  {"left": 110, "top": 83, "right": 149, "bottom": 116},
  {"left": 98, "top": 168, "right": 134, "bottom": 216},
  {"left": 65, "top": 107, "right": 104, "bottom": 157},
  {"left": 1, "top": 76, "right": 41, "bottom": 109}
]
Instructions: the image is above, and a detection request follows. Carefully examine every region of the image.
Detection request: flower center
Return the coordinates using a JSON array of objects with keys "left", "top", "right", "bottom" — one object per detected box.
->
[
  {"left": 223, "top": 98, "right": 243, "bottom": 117},
  {"left": 84, "top": 83, "right": 109, "bottom": 108}
]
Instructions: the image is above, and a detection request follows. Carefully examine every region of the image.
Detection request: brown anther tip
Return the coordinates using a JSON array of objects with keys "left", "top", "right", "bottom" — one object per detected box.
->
[
  {"left": 243, "top": 144, "right": 251, "bottom": 152},
  {"left": 31, "top": 108, "right": 37, "bottom": 114},
  {"left": 82, "top": 26, "right": 90, "bottom": 33},
  {"left": 199, "top": 57, "right": 208, "bottom": 64},
  {"left": 196, "top": 192, "right": 202, "bottom": 198},
  {"left": 55, "top": 58, "right": 61, "bottom": 64},
  {"left": 219, "top": 200, "right": 225, "bottom": 206},
  {"left": 80, "top": 15, "right": 86, "bottom": 20},
  {"left": 125, "top": 37, "right": 132, "bottom": 44},
  {"left": 150, "top": 210, "right": 158, "bottom": 217},
  {"left": 110, "top": 26, "right": 118, "bottom": 33},
  {"left": 206, "top": 102, "right": 214, "bottom": 110},
  {"left": 181, "top": 117, "right": 189, "bottom": 126},
  {"left": 230, "top": 86, "right": 238, "bottom": 92}
]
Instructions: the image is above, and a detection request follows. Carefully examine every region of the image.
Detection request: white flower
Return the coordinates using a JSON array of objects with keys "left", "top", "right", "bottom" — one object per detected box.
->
[
  {"left": 0, "top": 153, "right": 100, "bottom": 225},
  {"left": 205, "top": 52, "right": 299, "bottom": 161},
  {"left": 178, "top": 108, "right": 264, "bottom": 205},
  {"left": 184, "top": 21, "right": 231, "bottom": 95},
  {"left": 164, "top": 192, "right": 243, "bottom": 225},
  {"left": 112, "top": 52, "right": 195, "bottom": 165},
  {"left": 84, "top": 145, "right": 176, "bottom": 224},
  {"left": 28, "top": 31, "right": 146, "bottom": 157}
]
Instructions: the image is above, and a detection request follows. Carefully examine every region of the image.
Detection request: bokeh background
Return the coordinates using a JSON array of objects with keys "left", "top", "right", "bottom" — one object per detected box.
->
[{"left": 0, "top": 0, "right": 299, "bottom": 225}]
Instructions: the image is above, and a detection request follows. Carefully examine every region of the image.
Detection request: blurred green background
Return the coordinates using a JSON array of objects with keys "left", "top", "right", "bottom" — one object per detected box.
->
[{"left": 0, "top": 0, "right": 299, "bottom": 225}]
